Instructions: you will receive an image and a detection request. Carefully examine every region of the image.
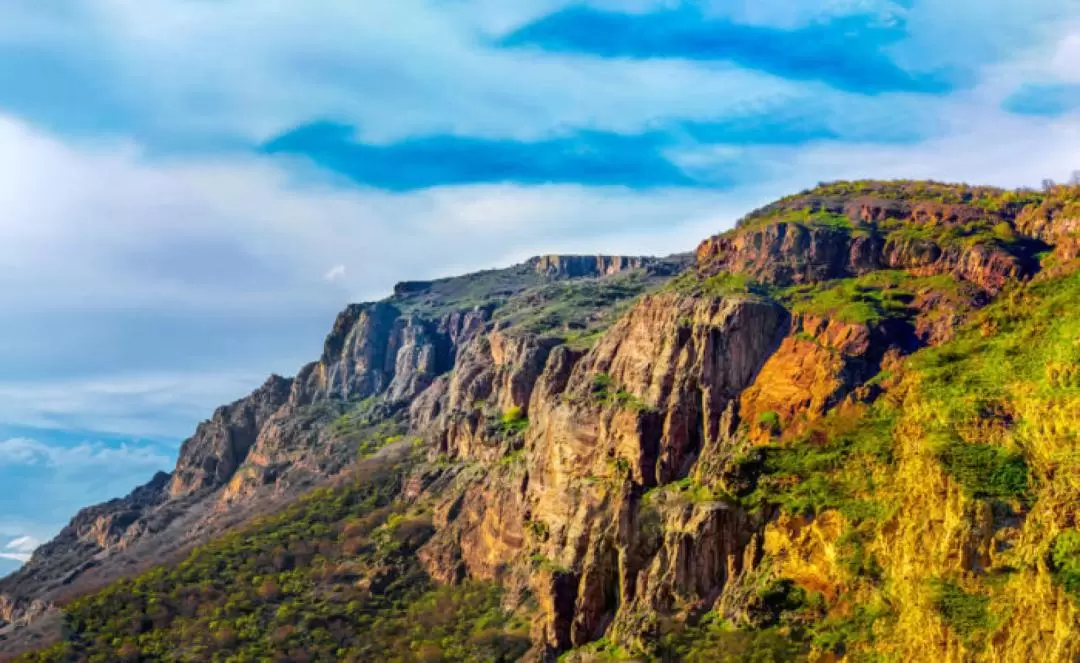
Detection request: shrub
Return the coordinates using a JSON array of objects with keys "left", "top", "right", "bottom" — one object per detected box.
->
[
  {"left": 1051, "top": 530, "right": 1080, "bottom": 604},
  {"left": 931, "top": 580, "right": 991, "bottom": 640},
  {"left": 756, "top": 411, "right": 782, "bottom": 435},
  {"left": 934, "top": 439, "right": 1030, "bottom": 503},
  {"left": 499, "top": 406, "right": 529, "bottom": 436}
]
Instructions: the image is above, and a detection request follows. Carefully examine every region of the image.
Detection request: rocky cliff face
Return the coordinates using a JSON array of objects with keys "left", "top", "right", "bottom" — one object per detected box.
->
[
  {"left": 529, "top": 255, "right": 673, "bottom": 279},
  {"left": 6, "top": 183, "right": 1080, "bottom": 661},
  {"left": 0, "top": 253, "right": 676, "bottom": 650},
  {"left": 695, "top": 198, "right": 1041, "bottom": 295},
  {"left": 169, "top": 375, "right": 294, "bottom": 498}
]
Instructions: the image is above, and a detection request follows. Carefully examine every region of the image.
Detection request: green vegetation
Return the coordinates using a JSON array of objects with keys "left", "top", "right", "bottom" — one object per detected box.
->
[
  {"left": 934, "top": 438, "right": 1030, "bottom": 503},
  {"left": 591, "top": 373, "right": 657, "bottom": 413},
  {"left": 672, "top": 269, "right": 961, "bottom": 329},
  {"left": 661, "top": 622, "right": 808, "bottom": 663},
  {"left": 744, "top": 181, "right": 1019, "bottom": 221},
  {"left": 729, "top": 180, "right": 1080, "bottom": 266},
  {"left": 931, "top": 580, "right": 992, "bottom": 642},
  {"left": 907, "top": 267, "right": 1080, "bottom": 509},
  {"left": 808, "top": 600, "right": 893, "bottom": 657},
  {"left": 756, "top": 411, "right": 782, "bottom": 435},
  {"left": 559, "top": 637, "right": 637, "bottom": 662},
  {"left": 738, "top": 206, "right": 854, "bottom": 234},
  {"left": 328, "top": 397, "right": 408, "bottom": 458},
  {"left": 644, "top": 476, "right": 738, "bottom": 507},
  {"left": 390, "top": 263, "right": 543, "bottom": 318},
  {"left": 20, "top": 456, "right": 531, "bottom": 663},
  {"left": 1051, "top": 531, "right": 1080, "bottom": 605},
  {"left": 668, "top": 270, "right": 774, "bottom": 300},
  {"left": 389, "top": 256, "right": 685, "bottom": 330},
  {"left": 745, "top": 403, "right": 897, "bottom": 518},
  {"left": 779, "top": 271, "right": 916, "bottom": 325},
  {"left": 653, "top": 583, "right": 825, "bottom": 663},
  {"left": 498, "top": 406, "right": 529, "bottom": 436},
  {"left": 491, "top": 269, "right": 668, "bottom": 345}
]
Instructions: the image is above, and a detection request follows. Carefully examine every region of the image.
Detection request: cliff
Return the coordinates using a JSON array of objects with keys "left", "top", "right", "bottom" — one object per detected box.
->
[
  {"left": 5, "top": 181, "right": 1080, "bottom": 662},
  {"left": 0, "top": 253, "right": 680, "bottom": 654}
]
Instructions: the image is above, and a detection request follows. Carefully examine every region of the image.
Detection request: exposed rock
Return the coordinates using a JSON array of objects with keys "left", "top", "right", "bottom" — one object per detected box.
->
[
  {"left": 393, "top": 280, "right": 433, "bottom": 296},
  {"left": 418, "top": 291, "right": 790, "bottom": 651},
  {"left": 696, "top": 223, "right": 872, "bottom": 286},
  {"left": 696, "top": 198, "right": 1046, "bottom": 294},
  {"left": 169, "top": 374, "right": 293, "bottom": 498},
  {"left": 737, "top": 314, "right": 912, "bottom": 445},
  {"left": 293, "top": 304, "right": 491, "bottom": 406},
  {"left": 529, "top": 255, "right": 655, "bottom": 279}
]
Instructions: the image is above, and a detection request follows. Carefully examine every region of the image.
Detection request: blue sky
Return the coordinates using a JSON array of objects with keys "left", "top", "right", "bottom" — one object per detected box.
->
[{"left": 0, "top": 0, "right": 1079, "bottom": 577}]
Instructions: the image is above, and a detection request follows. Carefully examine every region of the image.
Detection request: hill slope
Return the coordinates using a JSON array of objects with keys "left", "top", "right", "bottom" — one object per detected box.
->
[{"left": 5, "top": 180, "right": 1080, "bottom": 662}]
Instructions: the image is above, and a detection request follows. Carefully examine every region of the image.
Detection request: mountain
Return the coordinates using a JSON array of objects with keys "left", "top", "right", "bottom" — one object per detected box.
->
[{"left": 4, "top": 180, "right": 1080, "bottom": 662}]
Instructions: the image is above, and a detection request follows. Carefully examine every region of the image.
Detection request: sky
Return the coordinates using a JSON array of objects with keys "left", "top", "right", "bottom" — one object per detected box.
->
[{"left": 1, "top": 0, "right": 1079, "bottom": 577}]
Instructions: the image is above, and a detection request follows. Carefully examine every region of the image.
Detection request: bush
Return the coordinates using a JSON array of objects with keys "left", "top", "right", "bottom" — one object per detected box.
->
[
  {"left": 499, "top": 406, "right": 529, "bottom": 436},
  {"left": 756, "top": 411, "right": 782, "bottom": 435},
  {"left": 1051, "top": 531, "right": 1080, "bottom": 604},
  {"left": 931, "top": 580, "right": 991, "bottom": 640},
  {"left": 935, "top": 439, "right": 1029, "bottom": 503}
]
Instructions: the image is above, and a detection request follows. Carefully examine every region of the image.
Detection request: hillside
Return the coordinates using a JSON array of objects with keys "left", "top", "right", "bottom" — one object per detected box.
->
[{"left": 5, "top": 180, "right": 1080, "bottom": 662}]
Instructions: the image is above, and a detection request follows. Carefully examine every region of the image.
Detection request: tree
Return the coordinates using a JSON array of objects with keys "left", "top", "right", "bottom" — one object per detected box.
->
[
  {"left": 1043, "top": 178, "right": 1057, "bottom": 191},
  {"left": 1070, "top": 170, "right": 1080, "bottom": 186}
]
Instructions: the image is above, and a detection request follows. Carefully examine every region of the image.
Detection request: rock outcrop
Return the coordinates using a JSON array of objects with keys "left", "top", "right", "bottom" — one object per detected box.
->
[
  {"left": 696, "top": 218, "right": 1030, "bottom": 296},
  {"left": 411, "top": 291, "right": 790, "bottom": 655},
  {"left": 169, "top": 375, "right": 293, "bottom": 498},
  {"left": 529, "top": 255, "right": 662, "bottom": 279}
]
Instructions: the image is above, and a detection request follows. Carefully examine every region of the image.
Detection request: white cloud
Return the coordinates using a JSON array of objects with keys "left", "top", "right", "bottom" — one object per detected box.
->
[
  {"left": 0, "top": 371, "right": 272, "bottom": 438},
  {"left": 767, "top": 111, "right": 1080, "bottom": 191},
  {"left": 324, "top": 264, "right": 347, "bottom": 282},
  {"left": 0, "top": 553, "right": 31, "bottom": 563},
  {"left": 1050, "top": 30, "right": 1080, "bottom": 81},
  {"left": 0, "top": 437, "right": 170, "bottom": 472},
  {"left": 5, "top": 536, "right": 40, "bottom": 553},
  {"left": 0, "top": 535, "right": 40, "bottom": 562}
]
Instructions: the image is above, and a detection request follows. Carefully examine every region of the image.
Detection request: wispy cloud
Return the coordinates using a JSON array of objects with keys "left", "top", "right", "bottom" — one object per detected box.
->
[
  {"left": 0, "top": 372, "right": 272, "bottom": 439},
  {"left": 0, "top": 535, "right": 40, "bottom": 563},
  {"left": 0, "top": 553, "right": 31, "bottom": 563},
  {"left": 324, "top": 265, "right": 347, "bottom": 282},
  {"left": 0, "top": 437, "right": 170, "bottom": 471}
]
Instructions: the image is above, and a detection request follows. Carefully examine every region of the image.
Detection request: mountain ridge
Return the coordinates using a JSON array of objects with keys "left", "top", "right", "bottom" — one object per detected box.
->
[
  {"left": 4, "top": 180, "right": 1080, "bottom": 661},
  {"left": 0, "top": 252, "right": 682, "bottom": 654}
]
